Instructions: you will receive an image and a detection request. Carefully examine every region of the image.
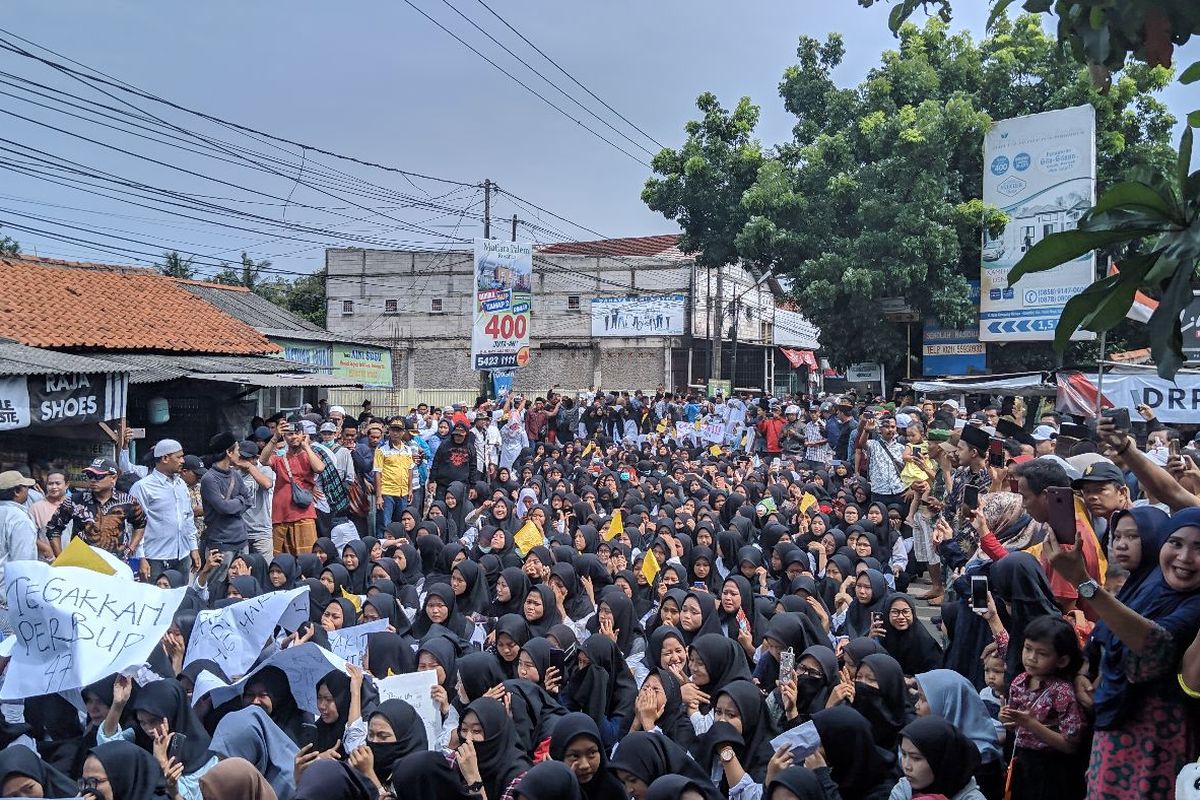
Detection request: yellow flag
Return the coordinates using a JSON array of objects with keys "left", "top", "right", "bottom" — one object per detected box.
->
[
  {"left": 603, "top": 509, "right": 624, "bottom": 541},
  {"left": 52, "top": 536, "right": 115, "bottom": 575},
  {"left": 340, "top": 586, "right": 362, "bottom": 614},
  {"left": 799, "top": 492, "right": 818, "bottom": 514},
  {"left": 581, "top": 441, "right": 596, "bottom": 458},
  {"left": 708, "top": 444, "right": 723, "bottom": 457},
  {"left": 641, "top": 548, "right": 661, "bottom": 585},
  {"left": 514, "top": 520, "right": 543, "bottom": 556},
  {"left": 656, "top": 419, "right": 668, "bottom": 433}
]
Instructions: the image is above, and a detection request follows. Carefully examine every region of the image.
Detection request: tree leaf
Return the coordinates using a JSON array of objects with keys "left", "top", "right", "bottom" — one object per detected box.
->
[
  {"left": 1180, "top": 127, "right": 1194, "bottom": 201},
  {"left": 1189, "top": 110, "right": 1200, "bottom": 128},
  {"left": 1052, "top": 274, "right": 1123, "bottom": 350},
  {"left": 1089, "top": 181, "right": 1175, "bottom": 219},
  {"left": 1182, "top": 60, "right": 1200, "bottom": 85},
  {"left": 987, "top": 0, "right": 1017, "bottom": 30},
  {"left": 1008, "top": 229, "right": 1149, "bottom": 283},
  {"left": 1148, "top": 256, "right": 1194, "bottom": 380}
]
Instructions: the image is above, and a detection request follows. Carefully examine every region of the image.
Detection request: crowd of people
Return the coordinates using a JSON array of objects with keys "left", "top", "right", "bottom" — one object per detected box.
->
[{"left": 1, "top": 385, "right": 1200, "bottom": 800}]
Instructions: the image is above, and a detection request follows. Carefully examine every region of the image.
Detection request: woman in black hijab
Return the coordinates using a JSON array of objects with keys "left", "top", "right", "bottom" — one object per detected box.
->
[
  {"left": 321, "top": 563, "right": 352, "bottom": 599},
  {"left": 0, "top": 744, "right": 77, "bottom": 797},
  {"left": 312, "top": 537, "right": 339, "bottom": 566},
  {"left": 514, "top": 761, "right": 583, "bottom": 800},
  {"left": 460, "top": 697, "right": 531, "bottom": 800},
  {"left": 363, "top": 699, "right": 428, "bottom": 787},
  {"left": 608, "top": 731, "right": 716, "bottom": 800},
  {"left": 678, "top": 590, "right": 723, "bottom": 646},
  {"left": 414, "top": 583, "right": 473, "bottom": 638},
  {"left": 810, "top": 705, "right": 898, "bottom": 800},
  {"left": 523, "top": 584, "right": 563, "bottom": 637},
  {"left": 896, "top": 716, "right": 983, "bottom": 800},
  {"left": 241, "top": 665, "right": 306, "bottom": 745},
  {"left": 84, "top": 741, "right": 166, "bottom": 800},
  {"left": 126, "top": 678, "right": 215, "bottom": 780},
  {"left": 365, "top": 631, "right": 417, "bottom": 679},
  {"left": 340, "top": 540, "right": 371, "bottom": 593},
  {"left": 851, "top": 652, "right": 914, "bottom": 751},
  {"left": 548, "top": 712, "right": 626, "bottom": 800},
  {"left": 550, "top": 562, "right": 595, "bottom": 621},
  {"left": 568, "top": 636, "right": 636, "bottom": 749},
  {"left": 451, "top": 559, "right": 492, "bottom": 617},
  {"left": 492, "top": 567, "right": 532, "bottom": 617},
  {"left": 458, "top": 651, "right": 508, "bottom": 706},
  {"left": 882, "top": 593, "right": 942, "bottom": 675},
  {"left": 314, "top": 669, "right": 352, "bottom": 752},
  {"left": 840, "top": 568, "right": 889, "bottom": 639},
  {"left": 764, "top": 766, "right": 828, "bottom": 800},
  {"left": 268, "top": 553, "right": 301, "bottom": 590},
  {"left": 701, "top": 678, "right": 778, "bottom": 794},
  {"left": 293, "top": 758, "right": 375, "bottom": 800},
  {"left": 687, "top": 633, "right": 752, "bottom": 696},
  {"left": 390, "top": 750, "right": 475, "bottom": 799},
  {"left": 395, "top": 542, "right": 424, "bottom": 587}
]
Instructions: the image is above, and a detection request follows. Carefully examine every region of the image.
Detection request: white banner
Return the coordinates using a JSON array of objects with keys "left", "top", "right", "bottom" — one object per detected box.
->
[
  {"left": 699, "top": 420, "right": 726, "bottom": 444},
  {"left": 1061, "top": 372, "right": 1200, "bottom": 424},
  {"left": 0, "top": 562, "right": 185, "bottom": 699},
  {"left": 328, "top": 619, "right": 388, "bottom": 667},
  {"left": 376, "top": 669, "right": 439, "bottom": 750},
  {"left": 472, "top": 239, "right": 533, "bottom": 371},
  {"left": 590, "top": 295, "right": 685, "bottom": 337},
  {"left": 205, "top": 643, "right": 348, "bottom": 716},
  {"left": 183, "top": 587, "right": 308, "bottom": 678},
  {"left": 980, "top": 105, "right": 1096, "bottom": 342}
]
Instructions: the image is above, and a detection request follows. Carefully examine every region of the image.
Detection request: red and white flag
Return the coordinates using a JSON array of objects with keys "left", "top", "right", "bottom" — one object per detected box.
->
[{"left": 1108, "top": 263, "right": 1158, "bottom": 323}]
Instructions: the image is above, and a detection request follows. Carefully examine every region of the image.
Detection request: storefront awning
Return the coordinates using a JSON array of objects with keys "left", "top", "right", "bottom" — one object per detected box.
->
[
  {"left": 908, "top": 373, "right": 1054, "bottom": 396},
  {"left": 189, "top": 372, "right": 362, "bottom": 388}
]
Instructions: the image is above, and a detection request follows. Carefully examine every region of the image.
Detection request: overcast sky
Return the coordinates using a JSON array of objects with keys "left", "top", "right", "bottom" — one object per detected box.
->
[{"left": 3, "top": 1, "right": 1196, "bottom": 278}]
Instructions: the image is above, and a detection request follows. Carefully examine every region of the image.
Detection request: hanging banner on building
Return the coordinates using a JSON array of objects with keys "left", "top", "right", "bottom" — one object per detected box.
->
[
  {"left": 590, "top": 295, "right": 685, "bottom": 337},
  {"left": 491, "top": 370, "right": 514, "bottom": 400},
  {"left": 1057, "top": 371, "right": 1200, "bottom": 424},
  {"left": 332, "top": 344, "right": 393, "bottom": 388},
  {"left": 472, "top": 239, "right": 532, "bottom": 371},
  {"left": 979, "top": 105, "right": 1096, "bottom": 343},
  {"left": 0, "top": 372, "right": 128, "bottom": 432},
  {"left": 779, "top": 348, "right": 818, "bottom": 369}
]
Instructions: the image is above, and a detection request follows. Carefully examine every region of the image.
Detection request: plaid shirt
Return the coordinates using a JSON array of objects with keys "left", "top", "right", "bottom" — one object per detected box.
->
[
  {"left": 45, "top": 490, "right": 145, "bottom": 554},
  {"left": 313, "top": 443, "right": 350, "bottom": 515}
]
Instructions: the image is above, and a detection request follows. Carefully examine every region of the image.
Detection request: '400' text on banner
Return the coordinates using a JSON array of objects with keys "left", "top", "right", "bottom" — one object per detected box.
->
[
  {"left": 1, "top": 561, "right": 185, "bottom": 699},
  {"left": 471, "top": 238, "right": 532, "bottom": 371}
]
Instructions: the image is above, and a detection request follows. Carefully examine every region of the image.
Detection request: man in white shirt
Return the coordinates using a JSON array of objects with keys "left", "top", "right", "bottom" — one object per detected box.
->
[
  {"left": 0, "top": 471, "right": 40, "bottom": 635},
  {"left": 130, "top": 439, "right": 199, "bottom": 578}
]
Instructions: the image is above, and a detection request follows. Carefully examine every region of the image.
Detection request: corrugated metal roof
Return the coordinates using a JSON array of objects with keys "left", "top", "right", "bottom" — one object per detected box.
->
[
  {"left": 98, "top": 353, "right": 318, "bottom": 384},
  {"left": 0, "top": 338, "right": 136, "bottom": 376},
  {"left": 179, "top": 282, "right": 378, "bottom": 346}
]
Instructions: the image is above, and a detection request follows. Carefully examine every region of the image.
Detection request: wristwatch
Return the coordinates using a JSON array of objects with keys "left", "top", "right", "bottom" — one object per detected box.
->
[
  {"left": 1077, "top": 579, "right": 1100, "bottom": 600},
  {"left": 720, "top": 746, "right": 736, "bottom": 763}
]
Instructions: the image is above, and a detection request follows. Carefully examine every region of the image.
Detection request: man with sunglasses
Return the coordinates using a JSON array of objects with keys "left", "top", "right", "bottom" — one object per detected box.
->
[{"left": 45, "top": 457, "right": 148, "bottom": 576}]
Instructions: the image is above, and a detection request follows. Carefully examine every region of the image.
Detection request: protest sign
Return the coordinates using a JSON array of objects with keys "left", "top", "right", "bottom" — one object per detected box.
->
[
  {"left": 213, "top": 643, "right": 348, "bottom": 716},
  {"left": 182, "top": 586, "right": 308, "bottom": 678},
  {"left": 700, "top": 420, "right": 726, "bottom": 444},
  {"left": 328, "top": 619, "right": 388, "bottom": 667},
  {"left": 190, "top": 669, "right": 227, "bottom": 708},
  {"left": 1, "top": 561, "right": 185, "bottom": 699},
  {"left": 376, "top": 669, "right": 439, "bottom": 750},
  {"left": 277, "top": 590, "right": 310, "bottom": 633}
]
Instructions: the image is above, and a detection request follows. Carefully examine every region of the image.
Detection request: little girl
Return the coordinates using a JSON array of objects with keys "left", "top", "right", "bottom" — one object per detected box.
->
[{"left": 987, "top": 612, "right": 1087, "bottom": 800}]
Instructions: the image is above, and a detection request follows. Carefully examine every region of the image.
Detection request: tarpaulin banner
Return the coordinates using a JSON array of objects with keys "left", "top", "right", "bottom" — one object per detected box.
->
[
  {"left": 0, "top": 372, "right": 128, "bottom": 431},
  {"left": 1057, "top": 371, "right": 1200, "bottom": 424},
  {"left": 472, "top": 239, "right": 532, "bottom": 371}
]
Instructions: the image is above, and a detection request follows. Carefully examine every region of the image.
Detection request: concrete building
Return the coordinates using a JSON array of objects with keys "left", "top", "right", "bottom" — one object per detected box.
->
[{"left": 324, "top": 234, "right": 820, "bottom": 395}]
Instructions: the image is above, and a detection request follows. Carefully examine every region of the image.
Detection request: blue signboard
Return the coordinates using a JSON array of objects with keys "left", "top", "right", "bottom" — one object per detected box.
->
[{"left": 923, "top": 282, "right": 987, "bottom": 376}]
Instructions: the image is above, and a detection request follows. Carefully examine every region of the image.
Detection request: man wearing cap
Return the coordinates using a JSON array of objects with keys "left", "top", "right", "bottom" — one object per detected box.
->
[
  {"left": 1073, "top": 460, "right": 1131, "bottom": 549},
  {"left": 180, "top": 454, "right": 207, "bottom": 544},
  {"left": 431, "top": 421, "right": 477, "bottom": 500},
  {"left": 945, "top": 425, "right": 992, "bottom": 520},
  {"left": 234, "top": 439, "right": 275, "bottom": 559},
  {"left": 46, "top": 458, "right": 147, "bottom": 570},
  {"left": 373, "top": 420, "right": 414, "bottom": 535},
  {"left": 199, "top": 433, "right": 254, "bottom": 580},
  {"left": 0, "top": 471, "right": 39, "bottom": 633},
  {"left": 259, "top": 420, "right": 325, "bottom": 557},
  {"left": 130, "top": 440, "right": 199, "bottom": 578},
  {"left": 1031, "top": 425, "right": 1058, "bottom": 457}
]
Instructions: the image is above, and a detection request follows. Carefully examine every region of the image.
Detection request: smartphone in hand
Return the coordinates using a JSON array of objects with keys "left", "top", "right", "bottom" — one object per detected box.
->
[{"left": 1045, "top": 486, "right": 1077, "bottom": 545}]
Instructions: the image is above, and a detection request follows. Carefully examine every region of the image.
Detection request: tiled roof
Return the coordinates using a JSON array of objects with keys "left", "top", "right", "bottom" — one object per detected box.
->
[
  {"left": 0, "top": 256, "right": 281, "bottom": 355},
  {"left": 537, "top": 234, "right": 687, "bottom": 259}
]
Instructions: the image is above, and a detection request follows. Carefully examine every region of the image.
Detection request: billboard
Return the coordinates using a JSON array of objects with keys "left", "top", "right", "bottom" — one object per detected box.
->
[
  {"left": 923, "top": 281, "right": 986, "bottom": 375},
  {"left": 471, "top": 238, "right": 532, "bottom": 371},
  {"left": 979, "top": 104, "right": 1096, "bottom": 342},
  {"left": 591, "top": 294, "right": 685, "bottom": 337}
]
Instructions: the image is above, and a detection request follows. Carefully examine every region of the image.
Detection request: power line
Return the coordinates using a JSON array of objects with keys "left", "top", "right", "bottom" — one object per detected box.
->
[
  {"left": 394, "top": 1, "right": 651, "bottom": 168},
  {"left": 470, "top": 0, "right": 667, "bottom": 152}
]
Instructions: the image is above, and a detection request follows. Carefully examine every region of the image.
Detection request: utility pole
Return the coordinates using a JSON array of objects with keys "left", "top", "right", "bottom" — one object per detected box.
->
[
  {"left": 711, "top": 268, "right": 724, "bottom": 383},
  {"left": 511, "top": 214, "right": 518, "bottom": 242},
  {"left": 483, "top": 179, "right": 492, "bottom": 239}
]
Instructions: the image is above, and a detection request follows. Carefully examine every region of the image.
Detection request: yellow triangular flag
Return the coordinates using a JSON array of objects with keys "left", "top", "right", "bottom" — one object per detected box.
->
[
  {"left": 641, "top": 548, "right": 661, "bottom": 585},
  {"left": 603, "top": 509, "right": 624, "bottom": 541},
  {"left": 656, "top": 419, "right": 668, "bottom": 433},
  {"left": 52, "top": 536, "right": 116, "bottom": 575},
  {"left": 340, "top": 586, "right": 362, "bottom": 614},
  {"left": 708, "top": 444, "right": 722, "bottom": 457},
  {"left": 799, "top": 492, "right": 818, "bottom": 514},
  {"left": 581, "top": 441, "right": 596, "bottom": 457},
  {"left": 514, "top": 520, "right": 543, "bottom": 557}
]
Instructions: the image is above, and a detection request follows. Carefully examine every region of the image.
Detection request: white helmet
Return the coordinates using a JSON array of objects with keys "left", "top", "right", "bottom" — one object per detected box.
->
[{"left": 785, "top": 405, "right": 801, "bottom": 416}]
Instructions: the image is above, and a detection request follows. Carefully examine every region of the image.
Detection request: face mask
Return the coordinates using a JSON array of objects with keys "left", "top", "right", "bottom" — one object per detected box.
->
[
  {"left": 367, "top": 741, "right": 405, "bottom": 784},
  {"left": 793, "top": 673, "right": 825, "bottom": 708},
  {"left": 619, "top": 472, "right": 630, "bottom": 482}
]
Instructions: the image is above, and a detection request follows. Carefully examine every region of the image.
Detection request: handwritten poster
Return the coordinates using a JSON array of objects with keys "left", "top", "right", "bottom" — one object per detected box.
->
[
  {"left": 183, "top": 587, "right": 309, "bottom": 678},
  {"left": 376, "top": 669, "right": 439, "bottom": 750},
  {"left": 328, "top": 619, "right": 388, "bottom": 667}
]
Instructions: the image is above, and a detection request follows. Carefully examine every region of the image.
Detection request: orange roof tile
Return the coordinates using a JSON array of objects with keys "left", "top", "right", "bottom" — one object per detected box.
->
[
  {"left": 0, "top": 255, "right": 280, "bottom": 355},
  {"left": 537, "top": 234, "right": 686, "bottom": 259}
]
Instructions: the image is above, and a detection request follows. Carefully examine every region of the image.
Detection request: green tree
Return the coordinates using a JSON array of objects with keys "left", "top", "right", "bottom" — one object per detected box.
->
[
  {"left": 285, "top": 270, "right": 327, "bottom": 327},
  {"left": 155, "top": 250, "right": 196, "bottom": 279},
  {"left": 644, "top": 16, "right": 1176, "bottom": 378},
  {"left": 0, "top": 229, "right": 17, "bottom": 256},
  {"left": 213, "top": 252, "right": 271, "bottom": 289}
]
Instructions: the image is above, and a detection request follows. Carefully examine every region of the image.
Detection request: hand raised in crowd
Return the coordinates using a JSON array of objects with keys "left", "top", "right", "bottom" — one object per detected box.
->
[
  {"left": 543, "top": 665, "right": 562, "bottom": 695},
  {"left": 765, "top": 744, "right": 795, "bottom": 787},
  {"left": 635, "top": 684, "right": 664, "bottom": 730},
  {"left": 456, "top": 738, "right": 482, "bottom": 786},
  {"left": 294, "top": 742, "right": 340, "bottom": 786},
  {"left": 826, "top": 666, "right": 856, "bottom": 708},
  {"left": 1041, "top": 528, "right": 1091, "bottom": 588},
  {"left": 778, "top": 677, "right": 799, "bottom": 719},
  {"left": 348, "top": 745, "right": 380, "bottom": 787},
  {"left": 598, "top": 616, "right": 620, "bottom": 644},
  {"left": 431, "top": 682, "right": 450, "bottom": 716}
]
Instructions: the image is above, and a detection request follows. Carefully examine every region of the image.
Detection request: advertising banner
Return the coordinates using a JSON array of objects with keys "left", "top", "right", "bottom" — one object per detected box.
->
[
  {"left": 332, "top": 344, "right": 392, "bottom": 388},
  {"left": 0, "top": 372, "right": 128, "bottom": 432},
  {"left": 923, "top": 281, "right": 986, "bottom": 375},
  {"left": 979, "top": 105, "right": 1096, "bottom": 342},
  {"left": 472, "top": 239, "right": 532, "bottom": 371},
  {"left": 590, "top": 295, "right": 686, "bottom": 337},
  {"left": 1058, "top": 371, "right": 1200, "bottom": 424}
]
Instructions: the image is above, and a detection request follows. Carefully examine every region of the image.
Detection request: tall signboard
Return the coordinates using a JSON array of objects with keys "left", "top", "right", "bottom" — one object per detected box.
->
[
  {"left": 979, "top": 105, "right": 1096, "bottom": 342},
  {"left": 471, "top": 239, "right": 532, "bottom": 371},
  {"left": 923, "top": 281, "right": 986, "bottom": 375}
]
